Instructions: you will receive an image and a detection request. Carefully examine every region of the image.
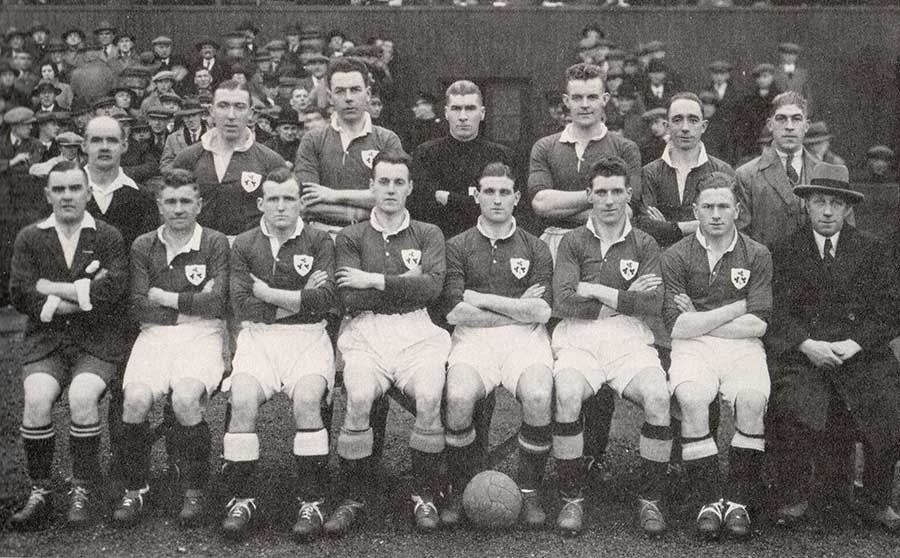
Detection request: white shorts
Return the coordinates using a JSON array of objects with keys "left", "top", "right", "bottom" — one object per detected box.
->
[
  {"left": 667, "top": 335, "right": 770, "bottom": 403},
  {"left": 448, "top": 323, "right": 553, "bottom": 396},
  {"left": 123, "top": 319, "right": 226, "bottom": 402},
  {"left": 552, "top": 315, "right": 662, "bottom": 396},
  {"left": 227, "top": 320, "right": 335, "bottom": 400},
  {"left": 338, "top": 309, "right": 450, "bottom": 395},
  {"left": 540, "top": 227, "right": 572, "bottom": 263}
]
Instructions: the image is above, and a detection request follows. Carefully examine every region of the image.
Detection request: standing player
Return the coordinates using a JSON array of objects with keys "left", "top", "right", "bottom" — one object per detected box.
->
[
  {"left": 112, "top": 170, "right": 229, "bottom": 526},
  {"left": 220, "top": 168, "right": 336, "bottom": 540},
  {"left": 329, "top": 152, "right": 449, "bottom": 534},
  {"left": 8, "top": 161, "right": 129, "bottom": 529},
  {"left": 441, "top": 162, "right": 554, "bottom": 528},
  {"left": 551, "top": 156, "right": 671, "bottom": 536},
  {"left": 662, "top": 172, "right": 772, "bottom": 539}
]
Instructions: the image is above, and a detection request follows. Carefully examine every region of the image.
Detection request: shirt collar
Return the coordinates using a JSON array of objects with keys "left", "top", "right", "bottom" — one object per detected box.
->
[
  {"left": 695, "top": 227, "right": 739, "bottom": 254},
  {"left": 585, "top": 215, "right": 632, "bottom": 244},
  {"left": 37, "top": 211, "right": 97, "bottom": 230},
  {"left": 156, "top": 223, "right": 203, "bottom": 262},
  {"left": 201, "top": 126, "right": 254, "bottom": 154},
  {"left": 813, "top": 229, "right": 840, "bottom": 256},
  {"left": 558, "top": 122, "right": 608, "bottom": 144},
  {"left": 330, "top": 111, "right": 373, "bottom": 136},
  {"left": 476, "top": 217, "right": 517, "bottom": 242},
  {"left": 661, "top": 142, "right": 709, "bottom": 169},
  {"left": 369, "top": 209, "right": 410, "bottom": 238},
  {"left": 259, "top": 216, "right": 305, "bottom": 240},
  {"left": 85, "top": 167, "right": 139, "bottom": 192}
]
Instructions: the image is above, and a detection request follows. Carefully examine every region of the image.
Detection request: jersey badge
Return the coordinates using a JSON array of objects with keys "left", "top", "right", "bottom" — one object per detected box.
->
[
  {"left": 620, "top": 259, "right": 638, "bottom": 280},
  {"left": 401, "top": 249, "right": 421, "bottom": 269},
  {"left": 241, "top": 171, "right": 262, "bottom": 192},
  {"left": 185, "top": 264, "right": 207, "bottom": 286},
  {"left": 510, "top": 258, "right": 530, "bottom": 279},
  {"left": 731, "top": 268, "right": 750, "bottom": 290},
  {"left": 293, "top": 255, "right": 313, "bottom": 276},
  {"left": 361, "top": 150, "right": 380, "bottom": 169}
]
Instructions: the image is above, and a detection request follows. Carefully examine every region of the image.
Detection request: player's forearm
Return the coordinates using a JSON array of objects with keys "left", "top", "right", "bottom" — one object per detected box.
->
[
  {"left": 469, "top": 293, "right": 551, "bottom": 324},
  {"left": 331, "top": 188, "right": 376, "bottom": 209},
  {"left": 447, "top": 302, "right": 520, "bottom": 327},
  {"left": 304, "top": 203, "right": 370, "bottom": 224},
  {"left": 706, "top": 313, "right": 768, "bottom": 339},
  {"left": 580, "top": 282, "right": 619, "bottom": 310},
  {"left": 531, "top": 190, "right": 591, "bottom": 219},
  {"left": 259, "top": 287, "right": 303, "bottom": 314},
  {"left": 671, "top": 300, "right": 747, "bottom": 339}
]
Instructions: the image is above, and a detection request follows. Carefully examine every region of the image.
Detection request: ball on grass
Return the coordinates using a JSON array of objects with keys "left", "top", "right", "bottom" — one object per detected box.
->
[{"left": 462, "top": 470, "right": 522, "bottom": 529}]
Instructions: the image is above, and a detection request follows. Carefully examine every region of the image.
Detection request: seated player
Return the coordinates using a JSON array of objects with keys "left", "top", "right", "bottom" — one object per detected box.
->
[
  {"left": 8, "top": 161, "right": 129, "bottom": 529},
  {"left": 220, "top": 167, "right": 336, "bottom": 540},
  {"left": 330, "top": 152, "right": 449, "bottom": 534},
  {"left": 551, "top": 156, "right": 671, "bottom": 536},
  {"left": 441, "top": 162, "right": 554, "bottom": 528},
  {"left": 112, "top": 170, "right": 230, "bottom": 526},
  {"left": 661, "top": 171, "right": 772, "bottom": 539}
]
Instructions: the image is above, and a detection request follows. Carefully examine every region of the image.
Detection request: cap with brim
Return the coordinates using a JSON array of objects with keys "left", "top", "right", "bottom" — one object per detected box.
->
[
  {"left": 94, "top": 21, "right": 116, "bottom": 34},
  {"left": 867, "top": 145, "right": 894, "bottom": 161},
  {"left": 152, "top": 70, "right": 176, "bottom": 82},
  {"left": 159, "top": 93, "right": 183, "bottom": 105},
  {"left": 237, "top": 21, "right": 259, "bottom": 34},
  {"left": 115, "top": 33, "right": 136, "bottom": 44},
  {"left": 300, "top": 25, "right": 324, "bottom": 40},
  {"left": 275, "top": 109, "right": 301, "bottom": 127},
  {"left": 803, "top": 121, "right": 833, "bottom": 145},
  {"left": 708, "top": 60, "right": 733, "bottom": 73},
  {"left": 110, "top": 84, "right": 136, "bottom": 97},
  {"left": 265, "top": 40, "right": 287, "bottom": 52},
  {"left": 641, "top": 107, "right": 667, "bottom": 122},
  {"left": 35, "top": 111, "right": 70, "bottom": 124},
  {"left": 62, "top": 28, "right": 85, "bottom": 41},
  {"left": 151, "top": 36, "right": 173, "bottom": 45},
  {"left": 195, "top": 38, "right": 220, "bottom": 51},
  {"left": 130, "top": 118, "right": 150, "bottom": 131},
  {"left": 793, "top": 163, "right": 863, "bottom": 204},
  {"left": 146, "top": 108, "right": 175, "bottom": 119},
  {"left": 92, "top": 97, "right": 116, "bottom": 109},
  {"left": 56, "top": 131, "right": 84, "bottom": 146},
  {"left": 752, "top": 63, "right": 776, "bottom": 76},
  {"left": 301, "top": 53, "right": 329, "bottom": 65},
  {"left": 5, "top": 28, "right": 25, "bottom": 41},
  {"left": 414, "top": 92, "right": 438, "bottom": 106},
  {"left": 646, "top": 59, "right": 669, "bottom": 75},
  {"left": 254, "top": 50, "right": 273, "bottom": 62},
  {"left": 29, "top": 24, "right": 51, "bottom": 35},
  {"left": 121, "top": 66, "right": 151, "bottom": 78},
  {"left": 778, "top": 42, "right": 801, "bottom": 55},
  {"left": 108, "top": 108, "right": 129, "bottom": 120},
  {"left": 46, "top": 38, "right": 66, "bottom": 52},
  {"left": 176, "top": 101, "right": 206, "bottom": 117},
  {"left": 3, "top": 107, "right": 36, "bottom": 125},
  {"left": 34, "top": 80, "right": 62, "bottom": 95}
]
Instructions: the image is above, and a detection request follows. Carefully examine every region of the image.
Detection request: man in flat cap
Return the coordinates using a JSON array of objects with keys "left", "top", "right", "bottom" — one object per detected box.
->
[
  {"left": 160, "top": 99, "right": 207, "bottom": 173},
  {"left": 265, "top": 40, "right": 297, "bottom": 78},
  {"left": 141, "top": 71, "right": 178, "bottom": 116},
  {"left": 737, "top": 63, "right": 780, "bottom": 162},
  {"left": 766, "top": 162, "right": 900, "bottom": 532},
  {"left": 638, "top": 107, "right": 669, "bottom": 166},
  {"left": 408, "top": 91, "right": 445, "bottom": 151},
  {"left": 865, "top": 145, "right": 895, "bottom": 184},
  {"left": 108, "top": 32, "right": 138, "bottom": 76},
  {"left": 803, "top": 121, "right": 845, "bottom": 167},
  {"left": 298, "top": 51, "right": 330, "bottom": 110},
  {"left": 773, "top": 42, "right": 812, "bottom": 111},
  {"left": 152, "top": 36, "right": 189, "bottom": 87},
  {"left": 29, "top": 131, "right": 84, "bottom": 177}
]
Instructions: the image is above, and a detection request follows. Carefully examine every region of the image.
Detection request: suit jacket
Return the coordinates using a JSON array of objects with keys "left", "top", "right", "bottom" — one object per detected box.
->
[
  {"left": 735, "top": 146, "right": 821, "bottom": 250},
  {"left": 766, "top": 225, "right": 900, "bottom": 455},
  {"left": 9, "top": 216, "right": 131, "bottom": 364}
]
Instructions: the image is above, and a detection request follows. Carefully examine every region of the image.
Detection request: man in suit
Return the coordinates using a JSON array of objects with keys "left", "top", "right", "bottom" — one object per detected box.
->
[
  {"left": 735, "top": 91, "right": 820, "bottom": 250},
  {"left": 192, "top": 39, "right": 227, "bottom": 87},
  {"left": 160, "top": 99, "right": 207, "bottom": 173},
  {"left": 765, "top": 163, "right": 900, "bottom": 532},
  {"left": 7, "top": 160, "right": 129, "bottom": 530},
  {"left": 640, "top": 60, "right": 675, "bottom": 112},
  {"left": 93, "top": 21, "right": 118, "bottom": 63}
]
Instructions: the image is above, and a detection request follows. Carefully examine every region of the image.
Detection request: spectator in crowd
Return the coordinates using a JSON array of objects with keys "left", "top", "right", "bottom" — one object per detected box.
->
[
  {"left": 641, "top": 60, "right": 674, "bottom": 111},
  {"left": 61, "top": 27, "right": 83, "bottom": 69},
  {"left": 368, "top": 89, "right": 384, "bottom": 123},
  {"left": 26, "top": 24, "right": 50, "bottom": 61},
  {"left": 3, "top": 27, "right": 28, "bottom": 58},
  {"left": 160, "top": 98, "right": 207, "bottom": 173},
  {"left": 33, "top": 79, "right": 63, "bottom": 114},
  {"left": 766, "top": 163, "right": 900, "bottom": 532},
  {"left": 193, "top": 38, "right": 227, "bottom": 87},
  {"left": 107, "top": 32, "right": 138, "bottom": 76},
  {"left": 737, "top": 63, "right": 779, "bottom": 161},
  {"left": 93, "top": 21, "right": 118, "bottom": 62},
  {"left": 264, "top": 108, "right": 301, "bottom": 165},
  {"left": 145, "top": 108, "right": 173, "bottom": 158},
  {"left": 30, "top": 130, "right": 84, "bottom": 177},
  {"left": 407, "top": 91, "right": 445, "bottom": 151},
  {"left": 703, "top": 60, "right": 739, "bottom": 157},
  {"left": 410, "top": 80, "right": 515, "bottom": 241},
  {"left": 171, "top": 79, "right": 286, "bottom": 238},
  {"left": 12, "top": 51, "right": 39, "bottom": 95},
  {"left": 698, "top": 90, "right": 735, "bottom": 165},
  {"left": 0, "top": 59, "right": 28, "bottom": 108},
  {"left": 141, "top": 71, "right": 178, "bottom": 116},
  {"left": 773, "top": 42, "right": 811, "bottom": 110},
  {"left": 299, "top": 25, "right": 326, "bottom": 55},
  {"left": 611, "top": 83, "right": 645, "bottom": 143},
  {"left": 151, "top": 36, "right": 189, "bottom": 90},
  {"left": 283, "top": 23, "right": 303, "bottom": 64},
  {"left": 186, "top": 68, "right": 214, "bottom": 99},
  {"left": 42, "top": 39, "right": 70, "bottom": 84},
  {"left": 865, "top": 145, "right": 896, "bottom": 184},
  {"left": 32, "top": 111, "right": 64, "bottom": 163},
  {"left": 110, "top": 84, "right": 139, "bottom": 119},
  {"left": 222, "top": 31, "right": 247, "bottom": 61},
  {"left": 326, "top": 29, "right": 347, "bottom": 58},
  {"left": 235, "top": 20, "right": 259, "bottom": 56},
  {"left": 638, "top": 107, "right": 668, "bottom": 166},
  {"left": 266, "top": 40, "right": 297, "bottom": 78},
  {"left": 298, "top": 52, "right": 329, "bottom": 110},
  {"left": 294, "top": 57, "right": 404, "bottom": 237},
  {"left": 736, "top": 92, "right": 820, "bottom": 250},
  {"left": 803, "top": 121, "right": 845, "bottom": 166}
]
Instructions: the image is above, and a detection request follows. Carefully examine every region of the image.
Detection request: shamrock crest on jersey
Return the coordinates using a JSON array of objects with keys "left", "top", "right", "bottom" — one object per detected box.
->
[
  {"left": 731, "top": 268, "right": 750, "bottom": 289},
  {"left": 293, "top": 255, "right": 313, "bottom": 276},
  {"left": 510, "top": 258, "right": 530, "bottom": 279},
  {"left": 241, "top": 171, "right": 262, "bottom": 192},
  {"left": 401, "top": 249, "right": 421, "bottom": 269},
  {"left": 620, "top": 259, "right": 638, "bottom": 281},
  {"left": 361, "top": 149, "right": 380, "bottom": 169},
  {"left": 185, "top": 264, "right": 207, "bottom": 286}
]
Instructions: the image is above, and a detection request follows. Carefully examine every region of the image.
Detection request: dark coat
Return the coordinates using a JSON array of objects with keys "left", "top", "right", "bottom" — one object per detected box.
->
[{"left": 766, "top": 225, "right": 900, "bottom": 456}]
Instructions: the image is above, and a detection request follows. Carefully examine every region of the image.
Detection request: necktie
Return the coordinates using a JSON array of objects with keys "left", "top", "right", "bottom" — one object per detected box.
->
[
  {"left": 823, "top": 237, "right": 834, "bottom": 266},
  {"left": 785, "top": 151, "right": 800, "bottom": 185}
]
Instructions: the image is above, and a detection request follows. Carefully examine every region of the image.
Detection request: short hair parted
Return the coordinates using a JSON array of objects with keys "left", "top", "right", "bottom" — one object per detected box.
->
[
  {"left": 46, "top": 160, "right": 86, "bottom": 185},
  {"left": 668, "top": 92, "right": 704, "bottom": 115},
  {"left": 445, "top": 80, "right": 483, "bottom": 105},
  {"left": 479, "top": 161, "right": 516, "bottom": 190},
  {"left": 326, "top": 56, "right": 372, "bottom": 89},
  {"left": 214, "top": 79, "right": 252, "bottom": 101},
  {"left": 565, "top": 63, "right": 605, "bottom": 86},
  {"left": 588, "top": 156, "right": 628, "bottom": 184},
  {"left": 159, "top": 168, "right": 199, "bottom": 196},
  {"left": 371, "top": 151, "right": 412, "bottom": 175},
  {"left": 696, "top": 171, "right": 738, "bottom": 199},
  {"left": 770, "top": 91, "right": 808, "bottom": 118},
  {"left": 261, "top": 166, "right": 300, "bottom": 196}
]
